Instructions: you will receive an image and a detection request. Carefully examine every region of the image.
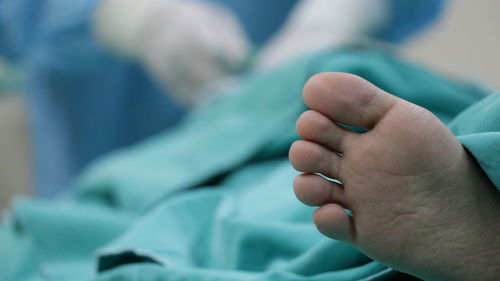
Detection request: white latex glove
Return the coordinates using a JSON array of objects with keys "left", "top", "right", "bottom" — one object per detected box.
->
[
  {"left": 94, "top": 0, "right": 250, "bottom": 106},
  {"left": 255, "top": 0, "right": 388, "bottom": 70}
]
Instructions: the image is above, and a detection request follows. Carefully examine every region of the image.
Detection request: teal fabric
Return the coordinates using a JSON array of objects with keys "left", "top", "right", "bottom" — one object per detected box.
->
[
  {"left": 73, "top": 49, "right": 484, "bottom": 212},
  {"left": 1, "top": 49, "right": 497, "bottom": 281},
  {"left": 449, "top": 93, "right": 500, "bottom": 188}
]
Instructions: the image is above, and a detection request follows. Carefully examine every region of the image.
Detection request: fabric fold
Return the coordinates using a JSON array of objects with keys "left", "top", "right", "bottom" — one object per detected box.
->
[{"left": 449, "top": 93, "right": 500, "bottom": 189}]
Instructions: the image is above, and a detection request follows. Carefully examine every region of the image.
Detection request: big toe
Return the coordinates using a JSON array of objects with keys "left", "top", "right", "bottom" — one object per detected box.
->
[{"left": 303, "top": 72, "right": 399, "bottom": 129}]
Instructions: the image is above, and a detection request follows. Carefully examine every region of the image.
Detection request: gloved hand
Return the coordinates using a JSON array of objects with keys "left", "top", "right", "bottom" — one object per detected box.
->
[
  {"left": 255, "top": 0, "right": 387, "bottom": 70},
  {"left": 94, "top": 0, "right": 251, "bottom": 106}
]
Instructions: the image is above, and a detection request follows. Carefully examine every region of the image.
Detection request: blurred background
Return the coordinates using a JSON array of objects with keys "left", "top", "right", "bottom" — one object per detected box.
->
[
  {"left": 1, "top": 0, "right": 499, "bottom": 212},
  {"left": 402, "top": 0, "right": 500, "bottom": 90}
]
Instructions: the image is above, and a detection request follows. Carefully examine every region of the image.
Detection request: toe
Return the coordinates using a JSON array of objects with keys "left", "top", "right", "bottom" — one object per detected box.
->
[
  {"left": 296, "top": 110, "right": 356, "bottom": 153},
  {"left": 313, "top": 203, "right": 354, "bottom": 242},
  {"left": 294, "top": 173, "right": 347, "bottom": 207},
  {"left": 303, "top": 72, "right": 398, "bottom": 129},
  {"left": 289, "top": 140, "right": 342, "bottom": 180}
]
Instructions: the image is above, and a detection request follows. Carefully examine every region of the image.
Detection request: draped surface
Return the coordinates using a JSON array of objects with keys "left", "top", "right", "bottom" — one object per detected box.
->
[{"left": 1, "top": 49, "right": 497, "bottom": 281}]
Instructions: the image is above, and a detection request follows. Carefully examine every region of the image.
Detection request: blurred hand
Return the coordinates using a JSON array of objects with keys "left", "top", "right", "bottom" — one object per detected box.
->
[
  {"left": 95, "top": 0, "right": 250, "bottom": 106},
  {"left": 255, "top": 0, "right": 386, "bottom": 70}
]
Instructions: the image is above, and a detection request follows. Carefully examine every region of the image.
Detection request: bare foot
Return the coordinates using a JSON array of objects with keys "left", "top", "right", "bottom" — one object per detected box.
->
[{"left": 289, "top": 73, "right": 500, "bottom": 281}]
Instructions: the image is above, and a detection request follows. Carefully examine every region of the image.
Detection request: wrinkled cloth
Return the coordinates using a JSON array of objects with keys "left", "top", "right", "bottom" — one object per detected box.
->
[
  {"left": 449, "top": 94, "right": 500, "bottom": 187},
  {"left": 1, "top": 49, "right": 497, "bottom": 281}
]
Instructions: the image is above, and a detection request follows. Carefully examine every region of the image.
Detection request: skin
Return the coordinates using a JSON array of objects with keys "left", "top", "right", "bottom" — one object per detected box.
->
[{"left": 288, "top": 72, "right": 500, "bottom": 281}]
